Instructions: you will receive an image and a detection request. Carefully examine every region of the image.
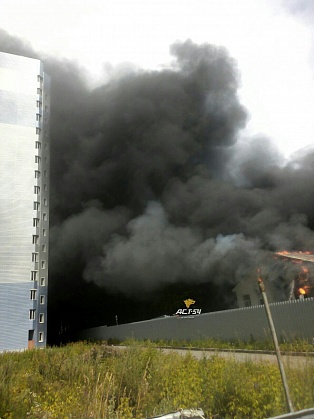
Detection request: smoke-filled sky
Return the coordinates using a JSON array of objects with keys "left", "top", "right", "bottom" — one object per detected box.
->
[
  {"left": 1, "top": 0, "right": 314, "bottom": 158},
  {"left": 1, "top": 1, "right": 314, "bottom": 335}
]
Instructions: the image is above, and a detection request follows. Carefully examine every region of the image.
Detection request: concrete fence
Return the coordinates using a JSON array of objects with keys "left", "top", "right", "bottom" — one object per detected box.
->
[{"left": 78, "top": 298, "right": 314, "bottom": 343}]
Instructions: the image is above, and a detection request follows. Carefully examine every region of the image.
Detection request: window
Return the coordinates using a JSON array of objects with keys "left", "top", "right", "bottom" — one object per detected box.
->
[
  {"left": 36, "top": 114, "right": 41, "bottom": 122},
  {"left": 29, "top": 309, "right": 36, "bottom": 320},
  {"left": 41, "top": 260, "right": 45, "bottom": 269},
  {"left": 37, "top": 88, "right": 42, "bottom": 95},
  {"left": 40, "top": 277, "right": 45, "bottom": 286},
  {"left": 35, "top": 141, "right": 41, "bottom": 149},
  {"left": 32, "top": 253, "right": 38, "bottom": 262},
  {"left": 36, "top": 127, "right": 41, "bottom": 135},
  {"left": 42, "top": 244, "right": 46, "bottom": 252},
  {"left": 44, "top": 170, "right": 47, "bottom": 177},
  {"left": 30, "top": 290, "right": 37, "bottom": 300},
  {"left": 42, "top": 229, "right": 46, "bottom": 236},
  {"left": 35, "top": 170, "right": 41, "bottom": 179},
  {"left": 43, "top": 198, "right": 47, "bottom": 206},
  {"left": 38, "top": 332, "right": 44, "bottom": 342},
  {"left": 243, "top": 294, "right": 252, "bottom": 307},
  {"left": 34, "top": 186, "right": 40, "bottom": 194},
  {"left": 33, "top": 202, "right": 40, "bottom": 210},
  {"left": 37, "top": 75, "right": 43, "bottom": 83},
  {"left": 43, "top": 184, "right": 47, "bottom": 192},
  {"left": 36, "top": 100, "right": 42, "bottom": 108},
  {"left": 39, "top": 313, "right": 44, "bottom": 323},
  {"left": 31, "top": 271, "right": 37, "bottom": 281},
  {"left": 35, "top": 156, "right": 41, "bottom": 164},
  {"left": 40, "top": 295, "right": 45, "bottom": 305},
  {"left": 43, "top": 213, "right": 47, "bottom": 221},
  {"left": 32, "top": 235, "right": 39, "bottom": 244},
  {"left": 33, "top": 218, "right": 39, "bottom": 227}
]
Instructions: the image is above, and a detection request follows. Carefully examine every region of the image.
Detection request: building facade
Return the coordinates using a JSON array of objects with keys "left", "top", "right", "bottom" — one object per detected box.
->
[
  {"left": 0, "top": 52, "right": 50, "bottom": 351},
  {"left": 233, "top": 274, "right": 279, "bottom": 308}
]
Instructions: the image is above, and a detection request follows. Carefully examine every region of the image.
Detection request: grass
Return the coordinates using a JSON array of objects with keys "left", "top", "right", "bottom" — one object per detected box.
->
[
  {"left": 0, "top": 341, "right": 313, "bottom": 418},
  {"left": 120, "top": 337, "right": 314, "bottom": 353}
]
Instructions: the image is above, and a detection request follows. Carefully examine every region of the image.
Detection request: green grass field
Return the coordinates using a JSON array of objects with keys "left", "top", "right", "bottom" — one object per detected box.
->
[{"left": 0, "top": 341, "right": 313, "bottom": 418}]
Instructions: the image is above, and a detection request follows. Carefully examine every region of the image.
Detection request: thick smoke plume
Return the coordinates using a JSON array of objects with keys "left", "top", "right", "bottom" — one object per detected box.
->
[{"left": 1, "top": 30, "right": 314, "bottom": 302}]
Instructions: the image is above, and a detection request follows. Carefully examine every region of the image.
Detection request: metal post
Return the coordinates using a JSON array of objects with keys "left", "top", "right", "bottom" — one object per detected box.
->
[{"left": 258, "top": 277, "right": 294, "bottom": 413}]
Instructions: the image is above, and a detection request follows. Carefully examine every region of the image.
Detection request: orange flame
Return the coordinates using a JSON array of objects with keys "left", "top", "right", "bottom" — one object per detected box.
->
[
  {"left": 277, "top": 251, "right": 289, "bottom": 255},
  {"left": 299, "top": 288, "right": 306, "bottom": 295},
  {"left": 301, "top": 266, "right": 309, "bottom": 274}
]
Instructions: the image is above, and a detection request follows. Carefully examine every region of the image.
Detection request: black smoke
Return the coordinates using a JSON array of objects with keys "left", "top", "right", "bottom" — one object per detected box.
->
[{"left": 1, "top": 30, "right": 314, "bottom": 341}]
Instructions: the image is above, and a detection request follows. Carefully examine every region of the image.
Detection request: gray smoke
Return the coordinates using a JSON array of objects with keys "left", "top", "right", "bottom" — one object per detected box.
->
[{"left": 1, "top": 30, "right": 314, "bottom": 298}]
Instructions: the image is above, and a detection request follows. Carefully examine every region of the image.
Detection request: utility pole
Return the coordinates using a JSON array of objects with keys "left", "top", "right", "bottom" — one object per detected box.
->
[{"left": 258, "top": 276, "right": 294, "bottom": 413}]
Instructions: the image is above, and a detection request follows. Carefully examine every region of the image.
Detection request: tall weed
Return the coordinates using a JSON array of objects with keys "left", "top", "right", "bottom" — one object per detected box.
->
[{"left": 0, "top": 341, "right": 313, "bottom": 418}]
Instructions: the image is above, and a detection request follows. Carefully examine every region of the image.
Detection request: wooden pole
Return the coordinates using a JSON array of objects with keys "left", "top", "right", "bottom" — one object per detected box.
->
[{"left": 258, "top": 277, "right": 294, "bottom": 413}]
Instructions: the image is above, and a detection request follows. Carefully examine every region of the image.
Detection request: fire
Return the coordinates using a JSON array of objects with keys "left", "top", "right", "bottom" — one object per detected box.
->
[
  {"left": 301, "top": 266, "right": 309, "bottom": 274},
  {"left": 276, "top": 250, "right": 314, "bottom": 263},
  {"left": 277, "top": 251, "right": 289, "bottom": 256},
  {"left": 275, "top": 250, "right": 314, "bottom": 299}
]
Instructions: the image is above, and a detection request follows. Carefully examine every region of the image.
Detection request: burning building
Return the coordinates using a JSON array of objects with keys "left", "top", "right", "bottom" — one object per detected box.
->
[
  {"left": 233, "top": 252, "right": 314, "bottom": 308},
  {"left": 233, "top": 273, "right": 277, "bottom": 308},
  {"left": 276, "top": 252, "right": 314, "bottom": 300}
]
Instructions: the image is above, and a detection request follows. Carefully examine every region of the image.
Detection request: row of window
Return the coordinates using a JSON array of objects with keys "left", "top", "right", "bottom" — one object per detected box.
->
[
  {"left": 33, "top": 199, "right": 48, "bottom": 209},
  {"left": 36, "top": 88, "right": 48, "bottom": 101},
  {"left": 33, "top": 214, "right": 48, "bottom": 226},
  {"left": 36, "top": 113, "right": 48, "bottom": 124},
  {"left": 30, "top": 290, "right": 45, "bottom": 304},
  {"left": 36, "top": 127, "right": 49, "bottom": 138},
  {"left": 32, "top": 230, "right": 47, "bottom": 243},
  {"left": 33, "top": 201, "right": 48, "bottom": 211},
  {"left": 34, "top": 184, "right": 48, "bottom": 194},
  {"left": 31, "top": 258, "right": 46, "bottom": 268},
  {"left": 36, "top": 100, "right": 48, "bottom": 111},
  {"left": 29, "top": 310, "right": 45, "bottom": 323},
  {"left": 28, "top": 329, "right": 44, "bottom": 342},
  {"left": 35, "top": 139, "right": 49, "bottom": 150},
  {"left": 30, "top": 272, "right": 46, "bottom": 285},
  {"left": 34, "top": 156, "right": 49, "bottom": 166},
  {"left": 29, "top": 330, "right": 45, "bottom": 343},
  {"left": 34, "top": 170, "right": 48, "bottom": 179},
  {"left": 31, "top": 265, "right": 47, "bottom": 278},
  {"left": 242, "top": 294, "right": 263, "bottom": 307},
  {"left": 32, "top": 245, "right": 47, "bottom": 257}
]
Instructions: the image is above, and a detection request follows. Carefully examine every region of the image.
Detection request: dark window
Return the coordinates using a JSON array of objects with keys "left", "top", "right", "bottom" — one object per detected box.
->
[
  {"left": 243, "top": 294, "right": 251, "bottom": 307},
  {"left": 31, "top": 271, "right": 37, "bottom": 281}
]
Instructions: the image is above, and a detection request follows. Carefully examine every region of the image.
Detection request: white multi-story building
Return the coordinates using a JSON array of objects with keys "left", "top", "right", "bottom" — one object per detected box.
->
[{"left": 0, "top": 51, "right": 50, "bottom": 351}]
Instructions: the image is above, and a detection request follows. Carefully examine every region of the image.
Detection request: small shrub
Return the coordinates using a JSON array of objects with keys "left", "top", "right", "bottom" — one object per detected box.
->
[{"left": 0, "top": 341, "right": 313, "bottom": 418}]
